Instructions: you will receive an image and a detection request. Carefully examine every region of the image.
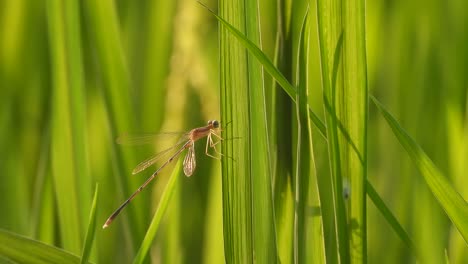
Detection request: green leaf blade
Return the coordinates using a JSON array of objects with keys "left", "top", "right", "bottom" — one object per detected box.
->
[
  {"left": 80, "top": 184, "right": 99, "bottom": 264},
  {"left": 219, "top": 0, "right": 253, "bottom": 262},
  {"left": 294, "top": 9, "right": 326, "bottom": 264},
  {"left": 244, "top": 0, "right": 279, "bottom": 263},
  {"left": 199, "top": 2, "right": 327, "bottom": 140},
  {"left": 132, "top": 158, "right": 182, "bottom": 264},
  {"left": 371, "top": 95, "right": 468, "bottom": 244},
  {"left": 47, "top": 0, "right": 83, "bottom": 253},
  {"left": 316, "top": 0, "right": 350, "bottom": 261},
  {"left": 342, "top": 0, "right": 369, "bottom": 262},
  {"left": 0, "top": 229, "right": 83, "bottom": 264},
  {"left": 83, "top": 0, "right": 143, "bottom": 252},
  {"left": 366, "top": 181, "right": 418, "bottom": 257}
]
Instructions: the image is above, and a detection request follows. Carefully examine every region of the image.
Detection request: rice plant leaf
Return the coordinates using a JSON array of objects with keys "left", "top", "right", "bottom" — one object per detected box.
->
[
  {"left": 198, "top": 2, "right": 327, "bottom": 139},
  {"left": 218, "top": 0, "right": 254, "bottom": 262},
  {"left": 0, "top": 229, "right": 87, "bottom": 264},
  {"left": 294, "top": 9, "right": 325, "bottom": 263},
  {"left": 64, "top": 0, "right": 93, "bottom": 228},
  {"left": 371, "top": 95, "right": 468, "bottom": 244},
  {"left": 242, "top": 0, "right": 279, "bottom": 261},
  {"left": 83, "top": 0, "right": 142, "bottom": 249},
  {"left": 366, "top": 181, "right": 417, "bottom": 257},
  {"left": 200, "top": 2, "right": 294, "bottom": 98},
  {"left": 132, "top": 159, "right": 182, "bottom": 264},
  {"left": 47, "top": 0, "right": 83, "bottom": 253},
  {"left": 342, "top": 0, "right": 369, "bottom": 261},
  {"left": 270, "top": 4, "right": 295, "bottom": 264},
  {"left": 316, "top": 0, "right": 350, "bottom": 261},
  {"left": 140, "top": 0, "right": 177, "bottom": 132},
  {"left": 80, "top": 184, "right": 99, "bottom": 264}
]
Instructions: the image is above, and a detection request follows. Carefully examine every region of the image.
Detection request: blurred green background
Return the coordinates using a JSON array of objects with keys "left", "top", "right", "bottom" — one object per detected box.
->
[{"left": 0, "top": 0, "right": 466, "bottom": 263}]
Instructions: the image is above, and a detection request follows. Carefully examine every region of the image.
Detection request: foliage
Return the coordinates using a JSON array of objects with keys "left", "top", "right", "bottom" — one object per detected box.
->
[{"left": 0, "top": 0, "right": 466, "bottom": 263}]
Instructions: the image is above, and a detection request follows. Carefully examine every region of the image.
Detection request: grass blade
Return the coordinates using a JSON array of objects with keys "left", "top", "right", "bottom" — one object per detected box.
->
[
  {"left": 317, "top": 0, "right": 369, "bottom": 261},
  {"left": 204, "top": 6, "right": 424, "bottom": 263},
  {"left": 316, "top": 1, "right": 350, "bottom": 261},
  {"left": 83, "top": 0, "right": 142, "bottom": 251},
  {"left": 202, "top": 164, "right": 226, "bottom": 263},
  {"left": 0, "top": 229, "right": 85, "bottom": 264},
  {"left": 294, "top": 9, "right": 325, "bottom": 263},
  {"left": 244, "top": 0, "right": 278, "bottom": 263},
  {"left": 271, "top": 3, "right": 295, "bottom": 263},
  {"left": 80, "top": 184, "right": 99, "bottom": 264},
  {"left": 199, "top": 2, "right": 327, "bottom": 139},
  {"left": 366, "top": 181, "right": 417, "bottom": 257},
  {"left": 64, "top": 0, "right": 92, "bottom": 228},
  {"left": 132, "top": 159, "right": 182, "bottom": 264},
  {"left": 202, "top": 1, "right": 294, "bottom": 98},
  {"left": 47, "top": 0, "right": 83, "bottom": 253},
  {"left": 342, "top": 0, "right": 368, "bottom": 261},
  {"left": 218, "top": 0, "right": 253, "bottom": 262},
  {"left": 371, "top": 95, "right": 468, "bottom": 244},
  {"left": 140, "top": 0, "right": 177, "bottom": 132}
]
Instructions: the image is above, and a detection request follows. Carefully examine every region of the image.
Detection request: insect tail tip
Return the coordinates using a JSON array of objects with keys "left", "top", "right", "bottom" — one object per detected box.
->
[{"left": 102, "top": 220, "right": 111, "bottom": 229}]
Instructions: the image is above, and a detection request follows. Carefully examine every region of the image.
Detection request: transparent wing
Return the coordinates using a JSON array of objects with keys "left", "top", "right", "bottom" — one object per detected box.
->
[
  {"left": 183, "top": 144, "right": 196, "bottom": 177},
  {"left": 132, "top": 138, "right": 188, "bottom": 174},
  {"left": 117, "top": 132, "right": 188, "bottom": 145}
]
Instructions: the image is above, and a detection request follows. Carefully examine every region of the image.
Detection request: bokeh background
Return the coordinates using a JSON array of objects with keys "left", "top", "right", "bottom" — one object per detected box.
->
[{"left": 0, "top": 0, "right": 466, "bottom": 263}]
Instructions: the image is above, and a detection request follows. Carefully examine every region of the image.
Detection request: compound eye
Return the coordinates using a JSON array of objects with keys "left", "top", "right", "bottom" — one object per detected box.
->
[{"left": 212, "top": 120, "right": 219, "bottom": 128}]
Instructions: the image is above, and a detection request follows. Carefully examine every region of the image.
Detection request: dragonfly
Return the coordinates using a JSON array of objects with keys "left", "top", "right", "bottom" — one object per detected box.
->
[{"left": 103, "top": 120, "right": 223, "bottom": 229}]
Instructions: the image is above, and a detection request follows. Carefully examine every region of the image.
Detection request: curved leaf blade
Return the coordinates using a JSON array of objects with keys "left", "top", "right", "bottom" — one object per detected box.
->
[
  {"left": 198, "top": 2, "right": 327, "bottom": 139},
  {"left": 366, "top": 181, "right": 418, "bottom": 257},
  {"left": 0, "top": 229, "right": 85, "bottom": 264},
  {"left": 80, "top": 184, "right": 99, "bottom": 264},
  {"left": 132, "top": 159, "right": 182, "bottom": 264},
  {"left": 371, "top": 95, "right": 468, "bottom": 244}
]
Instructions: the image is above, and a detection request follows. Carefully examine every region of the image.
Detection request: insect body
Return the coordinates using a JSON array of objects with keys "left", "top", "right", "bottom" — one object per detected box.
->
[{"left": 103, "top": 120, "right": 223, "bottom": 228}]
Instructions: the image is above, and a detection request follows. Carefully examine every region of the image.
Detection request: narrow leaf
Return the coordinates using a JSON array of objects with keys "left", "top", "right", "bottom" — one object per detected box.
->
[
  {"left": 244, "top": 0, "right": 278, "bottom": 262},
  {"left": 366, "top": 181, "right": 417, "bottom": 257},
  {"left": 47, "top": 0, "right": 82, "bottom": 252},
  {"left": 294, "top": 9, "right": 326, "bottom": 263},
  {"left": 0, "top": 229, "right": 85, "bottom": 264},
  {"left": 132, "top": 159, "right": 182, "bottom": 264},
  {"left": 316, "top": 0, "right": 350, "bottom": 260},
  {"left": 80, "top": 184, "right": 99, "bottom": 264},
  {"left": 198, "top": 2, "right": 327, "bottom": 139},
  {"left": 342, "top": 0, "right": 369, "bottom": 261},
  {"left": 218, "top": 0, "right": 253, "bottom": 261},
  {"left": 371, "top": 95, "right": 468, "bottom": 244},
  {"left": 83, "top": 0, "right": 142, "bottom": 250}
]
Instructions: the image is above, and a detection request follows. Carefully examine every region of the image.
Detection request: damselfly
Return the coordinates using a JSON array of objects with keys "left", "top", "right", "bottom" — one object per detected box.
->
[{"left": 103, "top": 120, "right": 223, "bottom": 228}]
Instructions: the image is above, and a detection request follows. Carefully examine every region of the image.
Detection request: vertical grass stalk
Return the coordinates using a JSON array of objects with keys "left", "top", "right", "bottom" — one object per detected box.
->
[
  {"left": 83, "top": 0, "right": 142, "bottom": 252},
  {"left": 315, "top": 0, "right": 350, "bottom": 261},
  {"left": 294, "top": 10, "right": 326, "bottom": 263},
  {"left": 342, "top": 0, "right": 368, "bottom": 262},
  {"left": 219, "top": 0, "right": 278, "bottom": 262},
  {"left": 316, "top": 0, "right": 368, "bottom": 261},
  {"left": 47, "top": 0, "right": 83, "bottom": 253}
]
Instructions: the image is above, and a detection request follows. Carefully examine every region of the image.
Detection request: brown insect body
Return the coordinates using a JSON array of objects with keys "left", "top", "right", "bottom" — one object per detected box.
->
[
  {"left": 189, "top": 123, "right": 216, "bottom": 141},
  {"left": 103, "top": 120, "right": 222, "bottom": 229}
]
